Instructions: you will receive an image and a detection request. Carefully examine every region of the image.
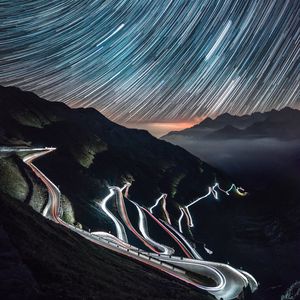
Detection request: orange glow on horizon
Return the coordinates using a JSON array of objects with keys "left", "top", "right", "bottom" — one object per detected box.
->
[
  {"left": 123, "top": 117, "right": 207, "bottom": 138},
  {"left": 69, "top": 101, "right": 208, "bottom": 137}
]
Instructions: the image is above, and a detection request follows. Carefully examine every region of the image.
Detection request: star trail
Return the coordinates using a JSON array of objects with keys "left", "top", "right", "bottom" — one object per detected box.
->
[{"left": 0, "top": 1, "right": 299, "bottom": 135}]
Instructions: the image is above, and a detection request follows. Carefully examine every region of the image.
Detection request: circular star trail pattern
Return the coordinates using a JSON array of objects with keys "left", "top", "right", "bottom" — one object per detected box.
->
[{"left": 0, "top": 0, "right": 299, "bottom": 124}]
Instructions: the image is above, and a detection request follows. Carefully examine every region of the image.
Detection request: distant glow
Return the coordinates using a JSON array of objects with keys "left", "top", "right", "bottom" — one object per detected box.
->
[
  {"left": 236, "top": 187, "right": 248, "bottom": 196},
  {"left": 124, "top": 121, "right": 201, "bottom": 137}
]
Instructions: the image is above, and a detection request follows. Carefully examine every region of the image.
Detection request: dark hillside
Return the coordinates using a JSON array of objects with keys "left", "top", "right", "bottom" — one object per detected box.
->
[{"left": 0, "top": 85, "right": 232, "bottom": 231}]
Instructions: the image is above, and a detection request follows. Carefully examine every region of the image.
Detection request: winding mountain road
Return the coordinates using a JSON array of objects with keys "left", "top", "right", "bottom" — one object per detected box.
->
[{"left": 2, "top": 146, "right": 258, "bottom": 300}]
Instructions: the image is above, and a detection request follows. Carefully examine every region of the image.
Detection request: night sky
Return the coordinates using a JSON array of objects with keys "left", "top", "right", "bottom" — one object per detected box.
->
[{"left": 0, "top": 1, "right": 299, "bottom": 136}]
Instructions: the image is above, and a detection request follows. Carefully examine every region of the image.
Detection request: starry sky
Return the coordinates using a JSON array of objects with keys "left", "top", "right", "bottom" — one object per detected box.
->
[{"left": 0, "top": 1, "right": 299, "bottom": 136}]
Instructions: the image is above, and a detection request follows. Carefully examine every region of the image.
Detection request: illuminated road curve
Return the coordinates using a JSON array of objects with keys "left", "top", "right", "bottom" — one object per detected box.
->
[
  {"left": 129, "top": 197, "right": 175, "bottom": 255},
  {"left": 110, "top": 185, "right": 174, "bottom": 255},
  {"left": 151, "top": 255, "right": 258, "bottom": 299},
  {"left": 97, "top": 187, "right": 128, "bottom": 243},
  {"left": 3, "top": 147, "right": 258, "bottom": 300}
]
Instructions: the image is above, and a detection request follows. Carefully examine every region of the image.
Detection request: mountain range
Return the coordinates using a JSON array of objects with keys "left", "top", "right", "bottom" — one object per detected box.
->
[
  {"left": 161, "top": 105, "right": 300, "bottom": 300},
  {"left": 162, "top": 107, "right": 300, "bottom": 141}
]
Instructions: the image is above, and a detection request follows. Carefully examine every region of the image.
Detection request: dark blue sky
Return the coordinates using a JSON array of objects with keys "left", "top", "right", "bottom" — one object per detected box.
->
[{"left": 0, "top": 0, "right": 299, "bottom": 135}]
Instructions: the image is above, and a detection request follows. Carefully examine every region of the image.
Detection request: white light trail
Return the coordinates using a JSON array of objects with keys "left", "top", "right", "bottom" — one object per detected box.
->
[
  {"left": 179, "top": 182, "right": 245, "bottom": 232},
  {"left": 205, "top": 20, "right": 232, "bottom": 60},
  {"left": 204, "top": 244, "right": 213, "bottom": 255},
  {"left": 97, "top": 23, "right": 125, "bottom": 47},
  {"left": 149, "top": 193, "right": 172, "bottom": 224},
  {"left": 98, "top": 186, "right": 128, "bottom": 242},
  {"left": 184, "top": 188, "right": 213, "bottom": 228},
  {"left": 6, "top": 147, "right": 258, "bottom": 299},
  {"left": 131, "top": 200, "right": 174, "bottom": 255},
  {"left": 149, "top": 194, "right": 164, "bottom": 213},
  {"left": 162, "top": 194, "right": 172, "bottom": 224},
  {"left": 163, "top": 220, "right": 202, "bottom": 260},
  {"left": 178, "top": 207, "right": 185, "bottom": 233}
]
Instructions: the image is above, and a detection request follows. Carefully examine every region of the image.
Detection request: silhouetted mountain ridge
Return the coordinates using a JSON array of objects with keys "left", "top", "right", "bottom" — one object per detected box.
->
[{"left": 162, "top": 107, "right": 300, "bottom": 140}]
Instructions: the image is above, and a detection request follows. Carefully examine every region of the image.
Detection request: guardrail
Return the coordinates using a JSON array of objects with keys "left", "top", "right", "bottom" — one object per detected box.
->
[{"left": 65, "top": 225, "right": 188, "bottom": 275}]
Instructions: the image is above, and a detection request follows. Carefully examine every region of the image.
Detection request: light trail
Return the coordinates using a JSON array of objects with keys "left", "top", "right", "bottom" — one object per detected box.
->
[
  {"left": 91, "top": 231, "right": 131, "bottom": 249},
  {"left": 179, "top": 182, "right": 247, "bottom": 233},
  {"left": 98, "top": 187, "right": 128, "bottom": 243},
  {"left": 216, "top": 183, "right": 235, "bottom": 195},
  {"left": 212, "top": 183, "right": 219, "bottom": 200},
  {"left": 162, "top": 194, "right": 172, "bottom": 224},
  {"left": 205, "top": 20, "right": 232, "bottom": 61},
  {"left": 130, "top": 199, "right": 174, "bottom": 255},
  {"left": 96, "top": 23, "right": 125, "bottom": 47},
  {"left": 143, "top": 207, "right": 194, "bottom": 259},
  {"left": 178, "top": 207, "right": 185, "bottom": 233},
  {"left": 149, "top": 193, "right": 171, "bottom": 224},
  {"left": 2, "top": 2, "right": 298, "bottom": 125},
  {"left": 149, "top": 194, "right": 164, "bottom": 213},
  {"left": 236, "top": 187, "right": 248, "bottom": 196},
  {"left": 184, "top": 187, "right": 213, "bottom": 228},
  {"left": 162, "top": 220, "right": 203, "bottom": 260},
  {"left": 204, "top": 244, "right": 213, "bottom": 255},
  {"left": 4, "top": 147, "right": 258, "bottom": 299},
  {"left": 216, "top": 183, "right": 248, "bottom": 197},
  {"left": 111, "top": 186, "right": 161, "bottom": 254},
  {"left": 22, "top": 149, "right": 62, "bottom": 221}
]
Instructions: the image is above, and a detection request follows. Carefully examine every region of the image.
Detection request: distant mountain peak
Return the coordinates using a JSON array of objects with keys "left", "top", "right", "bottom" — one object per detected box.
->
[{"left": 162, "top": 106, "right": 300, "bottom": 141}]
